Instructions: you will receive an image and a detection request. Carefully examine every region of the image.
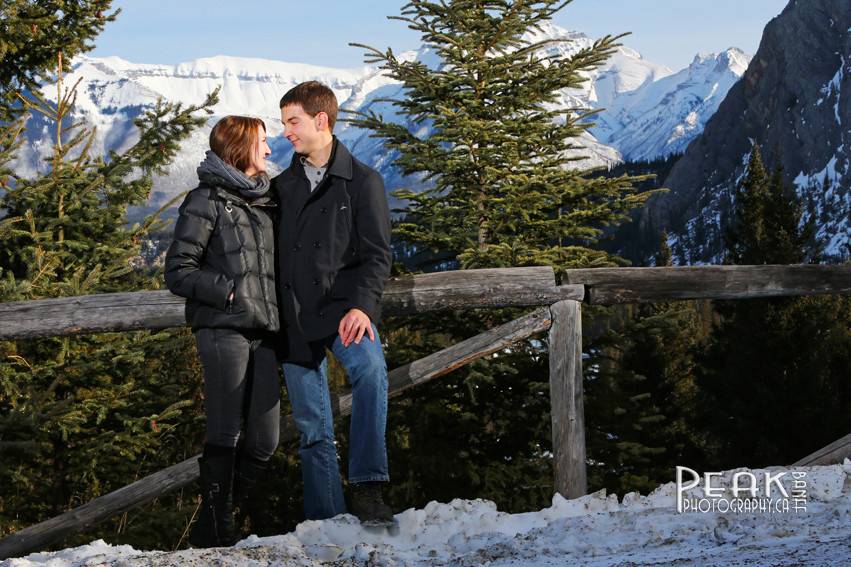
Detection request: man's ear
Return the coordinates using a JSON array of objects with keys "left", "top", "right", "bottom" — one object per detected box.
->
[{"left": 315, "top": 111, "right": 328, "bottom": 131}]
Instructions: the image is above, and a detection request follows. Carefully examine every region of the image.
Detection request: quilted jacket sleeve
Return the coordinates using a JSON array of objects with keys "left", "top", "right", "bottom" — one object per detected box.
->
[{"left": 164, "top": 188, "right": 233, "bottom": 309}]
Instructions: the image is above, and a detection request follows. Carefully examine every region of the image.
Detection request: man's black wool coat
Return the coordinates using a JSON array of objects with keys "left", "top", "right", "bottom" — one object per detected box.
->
[{"left": 273, "top": 137, "right": 391, "bottom": 363}]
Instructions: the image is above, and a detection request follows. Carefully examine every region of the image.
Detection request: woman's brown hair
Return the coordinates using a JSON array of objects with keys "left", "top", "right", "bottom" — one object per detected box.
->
[{"left": 209, "top": 115, "right": 266, "bottom": 173}]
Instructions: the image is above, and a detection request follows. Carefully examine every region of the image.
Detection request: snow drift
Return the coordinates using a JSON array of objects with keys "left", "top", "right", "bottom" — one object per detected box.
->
[{"left": 5, "top": 460, "right": 849, "bottom": 566}]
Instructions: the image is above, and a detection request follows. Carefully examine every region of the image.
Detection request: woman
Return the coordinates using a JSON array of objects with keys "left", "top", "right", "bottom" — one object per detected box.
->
[{"left": 165, "top": 116, "right": 279, "bottom": 547}]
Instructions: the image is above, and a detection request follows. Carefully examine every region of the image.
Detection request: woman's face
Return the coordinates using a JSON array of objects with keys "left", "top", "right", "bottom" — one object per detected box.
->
[{"left": 245, "top": 126, "right": 271, "bottom": 176}]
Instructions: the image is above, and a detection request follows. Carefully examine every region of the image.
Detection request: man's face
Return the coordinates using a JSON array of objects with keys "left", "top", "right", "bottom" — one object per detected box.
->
[{"left": 281, "top": 104, "right": 325, "bottom": 155}]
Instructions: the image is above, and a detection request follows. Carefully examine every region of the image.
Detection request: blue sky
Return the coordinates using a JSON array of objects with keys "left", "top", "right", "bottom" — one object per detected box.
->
[{"left": 90, "top": 0, "right": 788, "bottom": 71}]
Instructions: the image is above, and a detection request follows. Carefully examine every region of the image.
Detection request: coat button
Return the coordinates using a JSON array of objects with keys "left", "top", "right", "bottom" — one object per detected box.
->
[
  {"left": 313, "top": 241, "right": 321, "bottom": 249},
  {"left": 318, "top": 311, "right": 325, "bottom": 318},
  {"left": 321, "top": 207, "right": 328, "bottom": 214},
  {"left": 284, "top": 282, "right": 292, "bottom": 290},
  {"left": 312, "top": 278, "right": 320, "bottom": 285}
]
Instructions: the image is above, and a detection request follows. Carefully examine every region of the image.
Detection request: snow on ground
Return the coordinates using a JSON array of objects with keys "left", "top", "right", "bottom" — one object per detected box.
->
[{"left": 5, "top": 461, "right": 850, "bottom": 567}]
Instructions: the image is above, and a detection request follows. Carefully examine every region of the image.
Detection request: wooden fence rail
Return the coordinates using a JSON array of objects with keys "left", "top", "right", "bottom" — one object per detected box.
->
[
  {"left": 0, "top": 267, "right": 581, "bottom": 340},
  {"left": 1, "top": 263, "right": 850, "bottom": 560},
  {"left": 565, "top": 264, "right": 851, "bottom": 304},
  {"left": 793, "top": 433, "right": 851, "bottom": 467},
  {"left": 2, "top": 265, "right": 849, "bottom": 341}
]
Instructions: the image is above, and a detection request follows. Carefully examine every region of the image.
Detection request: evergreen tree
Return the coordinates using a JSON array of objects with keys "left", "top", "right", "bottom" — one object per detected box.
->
[
  {"left": 583, "top": 231, "right": 712, "bottom": 496},
  {"left": 0, "top": 0, "right": 116, "bottom": 121},
  {"left": 763, "top": 165, "right": 814, "bottom": 263},
  {"left": 592, "top": 153, "right": 681, "bottom": 266},
  {"left": 724, "top": 145, "right": 813, "bottom": 265},
  {"left": 346, "top": 0, "right": 663, "bottom": 512},
  {"left": 349, "top": 0, "right": 661, "bottom": 274},
  {"left": 0, "top": 3, "right": 219, "bottom": 548},
  {"left": 656, "top": 229, "right": 672, "bottom": 267},
  {"left": 697, "top": 145, "right": 851, "bottom": 469},
  {"left": 724, "top": 145, "right": 770, "bottom": 265}
]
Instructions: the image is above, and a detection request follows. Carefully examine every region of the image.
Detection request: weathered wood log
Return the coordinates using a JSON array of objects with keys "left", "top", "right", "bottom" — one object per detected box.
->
[
  {"left": 385, "top": 306, "right": 554, "bottom": 397},
  {"left": 4, "top": 264, "right": 848, "bottom": 339},
  {"left": 0, "top": 308, "right": 553, "bottom": 560},
  {"left": 383, "top": 266, "right": 575, "bottom": 314},
  {"left": 0, "top": 455, "right": 201, "bottom": 562},
  {"left": 0, "top": 267, "right": 581, "bottom": 340},
  {"left": 564, "top": 264, "right": 851, "bottom": 305},
  {"left": 548, "top": 300, "right": 587, "bottom": 499},
  {"left": 793, "top": 432, "right": 851, "bottom": 467}
]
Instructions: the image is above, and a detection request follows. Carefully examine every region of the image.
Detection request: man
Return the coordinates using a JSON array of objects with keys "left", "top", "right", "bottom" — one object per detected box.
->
[{"left": 273, "top": 81, "right": 393, "bottom": 524}]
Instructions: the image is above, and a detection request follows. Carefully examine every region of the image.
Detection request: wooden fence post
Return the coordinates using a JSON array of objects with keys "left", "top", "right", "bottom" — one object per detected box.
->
[{"left": 548, "top": 299, "right": 587, "bottom": 498}]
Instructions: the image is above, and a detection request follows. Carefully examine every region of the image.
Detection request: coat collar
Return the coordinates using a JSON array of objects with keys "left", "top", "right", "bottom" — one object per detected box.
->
[{"left": 288, "top": 136, "right": 353, "bottom": 181}]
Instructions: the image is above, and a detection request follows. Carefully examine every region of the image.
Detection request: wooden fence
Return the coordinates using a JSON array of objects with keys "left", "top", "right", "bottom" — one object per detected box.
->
[{"left": 0, "top": 264, "right": 849, "bottom": 559}]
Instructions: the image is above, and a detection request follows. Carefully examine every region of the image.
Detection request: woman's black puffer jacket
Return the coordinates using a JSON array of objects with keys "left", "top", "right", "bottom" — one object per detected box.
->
[{"left": 164, "top": 184, "right": 279, "bottom": 332}]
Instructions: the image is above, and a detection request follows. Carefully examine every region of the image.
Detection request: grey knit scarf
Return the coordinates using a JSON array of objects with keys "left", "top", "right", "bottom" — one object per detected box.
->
[{"left": 196, "top": 150, "right": 270, "bottom": 199}]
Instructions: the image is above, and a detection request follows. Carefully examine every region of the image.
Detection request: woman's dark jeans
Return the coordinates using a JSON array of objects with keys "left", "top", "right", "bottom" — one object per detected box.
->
[{"left": 194, "top": 328, "right": 280, "bottom": 461}]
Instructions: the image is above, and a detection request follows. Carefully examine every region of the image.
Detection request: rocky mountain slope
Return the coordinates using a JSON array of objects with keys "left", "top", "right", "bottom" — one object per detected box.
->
[{"left": 654, "top": 0, "right": 850, "bottom": 262}]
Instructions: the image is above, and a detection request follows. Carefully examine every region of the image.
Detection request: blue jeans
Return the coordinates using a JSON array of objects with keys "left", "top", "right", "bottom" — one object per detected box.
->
[{"left": 282, "top": 323, "right": 389, "bottom": 520}]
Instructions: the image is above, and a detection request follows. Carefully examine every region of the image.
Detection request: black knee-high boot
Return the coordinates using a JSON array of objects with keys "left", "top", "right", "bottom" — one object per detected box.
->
[
  {"left": 189, "top": 444, "right": 238, "bottom": 548},
  {"left": 234, "top": 451, "right": 272, "bottom": 536}
]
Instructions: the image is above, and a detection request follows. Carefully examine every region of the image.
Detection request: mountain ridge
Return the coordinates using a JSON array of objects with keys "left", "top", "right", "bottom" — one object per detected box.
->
[{"left": 11, "top": 23, "right": 751, "bottom": 224}]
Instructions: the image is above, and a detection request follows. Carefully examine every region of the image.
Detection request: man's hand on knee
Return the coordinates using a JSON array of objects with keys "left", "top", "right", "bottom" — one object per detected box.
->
[{"left": 338, "top": 308, "right": 375, "bottom": 347}]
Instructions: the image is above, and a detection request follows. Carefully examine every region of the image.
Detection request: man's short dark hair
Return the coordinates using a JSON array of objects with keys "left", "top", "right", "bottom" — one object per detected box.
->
[{"left": 279, "top": 81, "right": 338, "bottom": 132}]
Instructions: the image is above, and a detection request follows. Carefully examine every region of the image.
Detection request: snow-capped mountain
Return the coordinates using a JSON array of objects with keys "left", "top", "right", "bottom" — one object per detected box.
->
[
  {"left": 13, "top": 55, "right": 400, "bottom": 217},
  {"left": 653, "top": 0, "right": 851, "bottom": 262},
  {"left": 11, "top": 23, "right": 750, "bottom": 221},
  {"left": 592, "top": 48, "right": 751, "bottom": 161}
]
